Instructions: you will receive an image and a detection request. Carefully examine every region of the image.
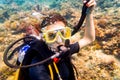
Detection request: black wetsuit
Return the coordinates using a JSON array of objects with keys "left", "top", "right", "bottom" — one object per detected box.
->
[{"left": 21, "top": 40, "right": 79, "bottom": 80}]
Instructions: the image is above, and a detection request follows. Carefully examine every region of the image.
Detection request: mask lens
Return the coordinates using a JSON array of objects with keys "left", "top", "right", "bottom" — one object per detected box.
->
[
  {"left": 60, "top": 27, "right": 71, "bottom": 39},
  {"left": 47, "top": 31, "right": 57, "bottom": 41},
  {"left": 59, "top": 29, "right": 64, "bottom": 36},
  {"left": 43, "top": 27, "right": 71, "bottom": 43}
]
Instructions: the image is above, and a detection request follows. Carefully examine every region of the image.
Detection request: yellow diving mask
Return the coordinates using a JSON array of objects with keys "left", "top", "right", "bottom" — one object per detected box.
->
[{"left": 42, "top": 27, "right": 72, "bottom": 43}]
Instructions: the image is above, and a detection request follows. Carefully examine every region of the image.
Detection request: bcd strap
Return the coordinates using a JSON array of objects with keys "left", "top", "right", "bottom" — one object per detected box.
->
[
  {"left": 48, "top": 62, "right": 62, "bottom": 80},
  {"left": 48, "top": 64, "right": 54, "bottom": 80}
]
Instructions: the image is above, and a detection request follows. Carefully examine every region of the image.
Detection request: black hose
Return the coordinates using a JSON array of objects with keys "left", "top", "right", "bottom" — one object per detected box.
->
[
  {"left": 3, "top": 37, "right": 25, "bottom": 68},
  {"left": 72, "top": 0, "right": 90, "bottom": 35},
  {"left": 3, "top": 36, "right": 60, "bottom": 69}
]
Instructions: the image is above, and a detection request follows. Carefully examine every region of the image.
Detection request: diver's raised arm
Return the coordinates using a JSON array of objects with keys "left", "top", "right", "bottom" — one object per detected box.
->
[{"left": 78, "top": 0, "right": 96, "bottom": 48}]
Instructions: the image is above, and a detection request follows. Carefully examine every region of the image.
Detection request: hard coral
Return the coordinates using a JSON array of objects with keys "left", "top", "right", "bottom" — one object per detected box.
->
[
  {"left": 4, "top": 20, "right": 11, "bottom": 30},
  {"left": 10, "top": 21, "right": 19, "bottom": 30}
]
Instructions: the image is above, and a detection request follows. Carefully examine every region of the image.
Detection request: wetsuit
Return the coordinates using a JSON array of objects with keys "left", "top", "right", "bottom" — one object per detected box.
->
[{"left": 21, "top": 39, "right": 79, "bottom": 80}]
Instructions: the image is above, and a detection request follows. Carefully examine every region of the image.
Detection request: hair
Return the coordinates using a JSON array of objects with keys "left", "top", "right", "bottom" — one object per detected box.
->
[
  {"left": 20, "top": 17, "right": 41, "bottom": 32},
  {"left": 40, "top": 13, "right": 67, "bottom": 29}
]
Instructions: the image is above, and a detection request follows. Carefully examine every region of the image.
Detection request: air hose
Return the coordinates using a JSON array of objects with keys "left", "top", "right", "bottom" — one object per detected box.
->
[{"left": 3, "top": 36, "right": 60, "bottom": 68}]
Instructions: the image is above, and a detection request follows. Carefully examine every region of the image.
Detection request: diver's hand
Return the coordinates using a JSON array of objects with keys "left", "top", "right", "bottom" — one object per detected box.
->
[
  {"left": 83, "top": 0, "right": 96, "bottom": 7},
  {"left": 57, "top": 42, "right": 79, "bottom": 58},
  {"left": 83, "top": 0, "right": 96, "bottom": 14}
]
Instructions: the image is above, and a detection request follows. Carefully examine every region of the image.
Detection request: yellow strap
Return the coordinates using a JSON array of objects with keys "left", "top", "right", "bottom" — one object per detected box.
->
[
  {"left": 48, "top": 64, "right": 54, "bottom": 80},
  {"left": 14, "top": 68, "right": 21, "bottom": 80},
  {"left": 14, "top": 64, "right": 22, "bottom": 80},
  {"left": 53, "top": 62, "right": 59, "bottom": 74},
  {"left": 53, "top": 62, "right": 62, "bottom": 80}
]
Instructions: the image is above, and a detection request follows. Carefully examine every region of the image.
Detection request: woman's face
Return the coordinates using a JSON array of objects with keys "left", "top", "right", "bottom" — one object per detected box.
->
[{"left": 43, "top": 21, "right": 66, "bottom": 48}]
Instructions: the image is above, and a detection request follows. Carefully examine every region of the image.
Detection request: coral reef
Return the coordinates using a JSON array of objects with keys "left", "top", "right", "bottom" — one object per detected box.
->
[{"left": 95, "top": 14, "right": 120, "bottom": 56}]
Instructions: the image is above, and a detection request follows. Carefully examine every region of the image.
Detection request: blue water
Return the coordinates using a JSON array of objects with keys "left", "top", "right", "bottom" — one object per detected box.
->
[
  {"left": 0, "top": 0, "right": 36, "bottom": 4},
  {"left": 0, "top": 0, "right": 62, "bottom": 5},
  {"left": 0, "top": 0, "right": 120, "bottom": 23},
  {"left": 0, "top": 0, "right": 65, "bottom": 23},
  {"left": 1, "top": 0, "right": 119, "bottom": 12},
  {"left": 0, "top": 0, "right": 67, "bottom": 11}
]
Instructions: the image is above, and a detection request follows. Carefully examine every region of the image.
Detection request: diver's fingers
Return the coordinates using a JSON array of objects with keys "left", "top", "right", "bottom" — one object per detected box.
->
[
  {"left": 83, "top": 0, "right": 87, "bottom": 3},
  {"left": 86, "top": 0, "right": 96, "bottom": 7}
]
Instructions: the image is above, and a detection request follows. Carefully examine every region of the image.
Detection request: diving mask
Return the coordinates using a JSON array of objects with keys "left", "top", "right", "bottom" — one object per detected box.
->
[{"left": 42, "top": 27, "right": 72, "bottom": 43}]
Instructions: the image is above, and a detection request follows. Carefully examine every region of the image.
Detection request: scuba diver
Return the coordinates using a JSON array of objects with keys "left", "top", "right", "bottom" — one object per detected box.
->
[
  {"left": 20, "top": 0, "right": 96, "bottom": 80},
  {"left": 3, "top": 0, "right": 96, "bottom": 80}
]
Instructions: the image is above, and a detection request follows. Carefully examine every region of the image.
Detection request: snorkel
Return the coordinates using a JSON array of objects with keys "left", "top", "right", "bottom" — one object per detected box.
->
[
  {"left": 72, "top": 0, "right": 90, "bottom": 35},
  {"left": 54, "top": 0, "right": 90, "bottom": 53}
]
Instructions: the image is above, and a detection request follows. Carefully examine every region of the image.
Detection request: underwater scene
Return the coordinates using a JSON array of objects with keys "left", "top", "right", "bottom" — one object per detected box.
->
[{"left": 0, "top": 0, "right": 120, "bottom": 80}]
